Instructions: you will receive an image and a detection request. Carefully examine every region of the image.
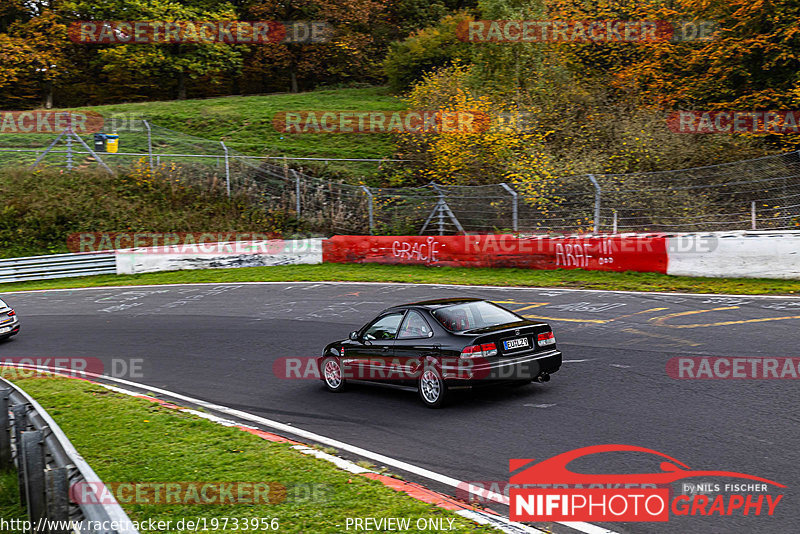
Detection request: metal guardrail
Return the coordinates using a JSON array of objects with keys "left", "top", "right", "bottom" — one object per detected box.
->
[
  {"left": 0, "top": 377, "right": 139, "bottom": 534},
  {"left": 0, "top": 253, "right": 116, "bottom": 284}
]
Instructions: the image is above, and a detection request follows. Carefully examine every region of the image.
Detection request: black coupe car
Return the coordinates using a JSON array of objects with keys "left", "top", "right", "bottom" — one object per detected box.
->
[{"left": 318, "top": 298, "right": 562, "bottom": 407}]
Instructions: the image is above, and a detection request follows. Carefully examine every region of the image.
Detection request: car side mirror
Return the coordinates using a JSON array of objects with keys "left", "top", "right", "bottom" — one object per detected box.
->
[{"left": 349, "top": 331, "right": 359, "bottom": 341}]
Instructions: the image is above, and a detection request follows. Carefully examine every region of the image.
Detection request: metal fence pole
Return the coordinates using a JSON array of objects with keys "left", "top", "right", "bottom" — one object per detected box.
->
[
  {"left": 612, "top": 209, "right": 618, "bottom": 234},
  {"left": 221, "top": 142, "right": 230, "bottom": 197},
  {"left": 220, "top": 141, "right": 231, "bottom": 197},
  {"left": 45, "top": 467, "right": 71, "bottom": 532},
  {"left": 751, "top": 201, "right": 757, "bottom": 230},
  {"left": 432, "top": 184, "right": 445, "bottom": 236},
  {"left": 65, "top": 132, "right": 73, "bottom": 171},
  {"left": 291, "top": 169, "right": 301, "bottom": 217},
  {"left": 361, "top": 186, "right": 374, "bottom": 235},
  {"left": 21, "top": 430, "right": 46, "bottom": 528},
  {"left": 143, "top": 120, "right": 154, "bottom": 172},
  {"left": 499, "top": 183, "right": 518, "bottom": 232},
  {"left": 12, "top": 404, "right": 27, "bottom": 506},
  {"left": 588, "top": 174, "right": 601, "bottom": 233},
  {"left": 0, "top": 389, "right": 10, "bottom": 470}
]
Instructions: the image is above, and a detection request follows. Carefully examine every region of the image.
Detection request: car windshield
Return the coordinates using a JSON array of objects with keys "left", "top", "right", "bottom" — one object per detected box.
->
[{"left": 432, "top": 301, "right": 521, "bottom": 332}]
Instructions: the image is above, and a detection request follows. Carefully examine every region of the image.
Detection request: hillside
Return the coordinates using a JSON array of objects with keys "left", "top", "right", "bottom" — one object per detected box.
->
[{"left": 79, "top": 87, "right": 405, "bottom": 177}]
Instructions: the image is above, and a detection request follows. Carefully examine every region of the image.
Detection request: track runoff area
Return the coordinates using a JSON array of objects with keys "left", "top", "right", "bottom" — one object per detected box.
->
[{"left": 1, "top": 282, "right": 797, "bottom": 534}]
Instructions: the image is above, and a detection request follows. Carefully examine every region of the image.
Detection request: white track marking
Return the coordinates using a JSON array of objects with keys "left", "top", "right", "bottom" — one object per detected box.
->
[
  {"left": 291, "top": 445, "right": 374, "bottom": 475},
  {"left": 6, "top": 363, "right": 619, "bottom": 534},
  {"left": 3, "top": 280, "right": 800, "bottom": 299}
]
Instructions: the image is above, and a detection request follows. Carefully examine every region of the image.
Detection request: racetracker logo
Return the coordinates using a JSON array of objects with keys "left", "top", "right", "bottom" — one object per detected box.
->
[
  {"left": 457, "top": 20, "right": 717, "bottom": 43},
  {"left": 71, "top": 482, "right": 286, "bottom": 505},
  {"left": 668, "top": 111, "right": 800, "bottom": 134},
  {"left": 69, "top": 21, "right": 332, "bottom": 44},
  {"left": 509, "top": 445, "right": 784, "bottom": 522},
  {"left": 67, "top": 232, "right": 302, "bottom": 254},
  {"left": 0, "top": 357, "right": 144, "bottom": 379},
  {"left": 0, "top": 111, "right": 104, "bottom": 134},
  {"left": 0, "top": 357, "right": 102, "bottom": 378},
  {"left": 667, "top": 357, "right": 800, "bottom": 379},
  {"left": 272, "top": 111, "right": 490, "bottom": 134},
  {"left": 274, "top": 356, "right": 537, "bottom": 381}
]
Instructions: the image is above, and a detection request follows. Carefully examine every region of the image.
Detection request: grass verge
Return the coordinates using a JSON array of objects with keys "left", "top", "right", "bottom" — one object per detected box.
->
[
  {"left": 80, "top": 87, "right": 403, "bottom": 178},
  {"left": 0, "top": 471, "right": 26, "bottom": 529},
  {"left": 0, "top": 375, "right": 497, "bottom": 534},
  {"left": 0, "top": 263, "right": 798, "bottom": 295}
]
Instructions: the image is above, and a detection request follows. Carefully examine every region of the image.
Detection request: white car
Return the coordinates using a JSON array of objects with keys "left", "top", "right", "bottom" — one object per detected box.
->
[{"left": 0, "top": 298, "right": 20, "bottom": 340}]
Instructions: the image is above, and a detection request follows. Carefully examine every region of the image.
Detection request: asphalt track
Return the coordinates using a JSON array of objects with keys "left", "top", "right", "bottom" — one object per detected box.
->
[{"left": 1, "top": 282, "right": 799, "bottom": 534}]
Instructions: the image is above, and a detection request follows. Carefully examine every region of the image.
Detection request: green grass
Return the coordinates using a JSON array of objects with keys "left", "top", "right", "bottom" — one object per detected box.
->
[
  {"left": 0, "top": 471, "right": 26, "bottom": 533},
  {"left": 0, "top": 167, "right": 294, "bottom": 259},
  {"left": 0, "top": 87, "right": 404, "bottom": 178},
  {"left": 1, "top": 263, "right": 798, "bottom": 295},
  {"left": 82, "top": 87, "right": 404, "bottom": 178},
  {"left": 0, "top": 376, "right": 497, "bottom": 534}
]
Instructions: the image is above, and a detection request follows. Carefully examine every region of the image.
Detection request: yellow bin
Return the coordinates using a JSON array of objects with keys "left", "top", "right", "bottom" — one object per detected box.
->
[{"left": 105, "top": 134, "right": 119, "bottom": 153}]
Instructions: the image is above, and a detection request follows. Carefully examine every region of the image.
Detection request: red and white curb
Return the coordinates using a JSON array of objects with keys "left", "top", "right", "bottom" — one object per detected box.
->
[{"left": 5, "top": 363, "right": 619, "bottom": 534}]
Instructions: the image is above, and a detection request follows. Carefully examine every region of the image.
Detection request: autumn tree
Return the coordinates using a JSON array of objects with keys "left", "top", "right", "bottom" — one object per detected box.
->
[
  {"left": 242, "top": 0, "right": 388, "bottom": 93},
  {"left": 60, "top": 0, "right": 243, "bottom": 100}
]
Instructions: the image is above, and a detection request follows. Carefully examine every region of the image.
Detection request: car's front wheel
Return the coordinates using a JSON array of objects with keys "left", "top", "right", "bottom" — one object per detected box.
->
[
  {"left": 418, "top": 366, "right": 447, "bottom": 408},
  {"left": 322, "top": 357, "right": 346, "bottom": 392}
]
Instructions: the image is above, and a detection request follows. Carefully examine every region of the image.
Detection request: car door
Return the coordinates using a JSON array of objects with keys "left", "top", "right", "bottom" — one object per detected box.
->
[
  {"left": 348, "top": 311, "right": 405, "bottom": 382},
  {"left": 393, "top": 309, "right": 439, "bottom": 386}
]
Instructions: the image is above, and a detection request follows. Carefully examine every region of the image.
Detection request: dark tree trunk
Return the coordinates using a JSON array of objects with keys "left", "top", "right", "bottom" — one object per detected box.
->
[
  {"left": 177, "top": 72, "right": 187, "bottom": 100},
  {"left": 43, "top": 80, "right": 53, "bottom": 109}
]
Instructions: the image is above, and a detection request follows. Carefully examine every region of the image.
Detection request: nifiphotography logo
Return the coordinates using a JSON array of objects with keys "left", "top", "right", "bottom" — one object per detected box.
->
[{"left": 509, "top": 445, "right": 784, "bottom": 522}]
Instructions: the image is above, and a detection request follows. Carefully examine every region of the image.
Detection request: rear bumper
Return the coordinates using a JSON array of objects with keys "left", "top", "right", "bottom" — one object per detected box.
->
[
  {"left": 0, "top": 320, "right": 19, "bottom": 339},
  {"left": 441, "top": 349, "right": 562, "bottom": 385}
]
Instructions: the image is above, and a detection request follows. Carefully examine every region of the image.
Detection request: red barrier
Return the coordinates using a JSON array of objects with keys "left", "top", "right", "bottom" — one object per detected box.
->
[{"left": 323, "top": 235, "right": 668, "bottom": 273}]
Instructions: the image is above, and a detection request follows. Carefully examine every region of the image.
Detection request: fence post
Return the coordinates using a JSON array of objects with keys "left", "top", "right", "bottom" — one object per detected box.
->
[
  {"left": 65, "top": 131, "right": 73, "bottom": 171},
  {"left": 45, "top": 467, "right": 71, "bottom": 532},
  {"left": 0, "top": 388, "right": 10, "bottom": 470},
  {"left": 751, "top": 201, "right": 757, "bottom": 230},
  {"left": 588, "top": 174, "right": 601, "bottom": 233},
  {"left": 143, "top": 119, "right": 154, "bottom": 173},
  {"left": 432, "top": 184, "right": 445, "bottom": 236},
  {"left": 21, "top": 430, "right": 45, "bottom": 529},
  {"left": 220, "top": 141, "right": 231, "bottom": 197},
  {"left": 612, "top": 209, "right": 618, "bottom": 234},
  {"left": 360, "top": 186, "right": 374, "bottom": 235},
  {"left": 499, "top": 183, "right": 518, "bottom": 232},
  {"left": 12, "top": 404, "right": 27, "bottom": 506},
  {"left": 291, "top": 169, "right": 301, "bottom": 217}
]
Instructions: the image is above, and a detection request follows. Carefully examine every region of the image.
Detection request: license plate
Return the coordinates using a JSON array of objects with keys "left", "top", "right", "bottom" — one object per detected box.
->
[
  {"left": 503, "top": 338, "right": 529, "bottom": 350},
  {"left": 0, "top": 327, "right": 10, "bottom": 334}
]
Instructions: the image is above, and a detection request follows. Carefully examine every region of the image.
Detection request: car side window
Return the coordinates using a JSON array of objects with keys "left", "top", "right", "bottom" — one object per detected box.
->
[
  {"left": 397, "top": 310, "right": 433, "bottom": 339},
  {"left": 363, "top": 312, "right": 405, "bottom": 341}
]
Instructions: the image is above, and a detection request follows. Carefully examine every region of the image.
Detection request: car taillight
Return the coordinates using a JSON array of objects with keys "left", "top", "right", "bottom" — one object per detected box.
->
[
  {"left": 7, "top": 310, "right": 14, "bottom": 316},
  {"left": 461, "top": 342, "right": 497, "bottom": 358},
  {"left": 537, "top": 331, "right": 555, "bottom": 346}
]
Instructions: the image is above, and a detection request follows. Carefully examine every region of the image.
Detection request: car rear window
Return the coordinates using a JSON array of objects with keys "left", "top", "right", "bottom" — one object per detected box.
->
[{"left": 432, "top": 301, "right": 521, "bottom": 332}]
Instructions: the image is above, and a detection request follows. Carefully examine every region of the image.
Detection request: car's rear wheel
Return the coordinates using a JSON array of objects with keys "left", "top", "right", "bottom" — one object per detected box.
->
[
  {"left": 418, "top": 367, "right": 447, "bottom": 408},
  {"left": 322, "top": 357, "right": 346, "bottom": 392}
]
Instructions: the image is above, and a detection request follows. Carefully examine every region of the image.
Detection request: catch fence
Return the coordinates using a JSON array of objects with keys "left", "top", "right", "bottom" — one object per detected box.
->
[{"left": 1, "top": 119, "right": 798, "bottom": 235}]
